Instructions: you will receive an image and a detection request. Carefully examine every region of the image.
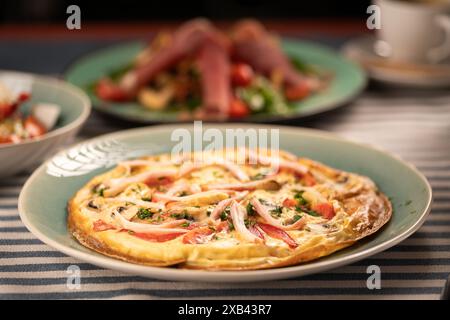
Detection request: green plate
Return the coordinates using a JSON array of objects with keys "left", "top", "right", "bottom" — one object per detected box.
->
[
  {"left": 18, "top": 124, "right": 432, "bottom": 282},
  {"left": 64, "top": 40, "right": 366, "bottom": 123}
]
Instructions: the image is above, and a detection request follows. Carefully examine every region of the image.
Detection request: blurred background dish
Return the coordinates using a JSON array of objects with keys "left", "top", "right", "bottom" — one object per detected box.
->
[
  {"left": 0, "top": 71, "right": 90, "bottom": 177},
  {"left": 65, "top": 35, "right": 366, "bottom": 123}
]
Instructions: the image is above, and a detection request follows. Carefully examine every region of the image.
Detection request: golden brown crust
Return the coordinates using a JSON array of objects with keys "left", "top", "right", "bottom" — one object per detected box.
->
[{"left": 67, "top": 150, "right": 393, "bottom": 270}]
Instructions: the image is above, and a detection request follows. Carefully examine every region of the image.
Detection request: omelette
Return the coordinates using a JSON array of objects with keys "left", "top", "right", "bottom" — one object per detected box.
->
[{"left": 68, "top": 149, "right": 392, "bottom": 270}]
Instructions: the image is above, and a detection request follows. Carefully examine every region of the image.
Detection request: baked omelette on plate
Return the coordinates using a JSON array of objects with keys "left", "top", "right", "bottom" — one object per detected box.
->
[{"left": 68, "top": 149, "right": 392, "bottom": 270}]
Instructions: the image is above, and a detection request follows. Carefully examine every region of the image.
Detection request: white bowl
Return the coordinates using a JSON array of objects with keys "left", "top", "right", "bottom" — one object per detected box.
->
[{"left": 0, "top": 71, "right": 91, "bottom": 177}]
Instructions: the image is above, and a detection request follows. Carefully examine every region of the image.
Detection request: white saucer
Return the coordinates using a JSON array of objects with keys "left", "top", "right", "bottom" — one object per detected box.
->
[{"left": 342, "top": 36, "right": 450, "bottom": 88}]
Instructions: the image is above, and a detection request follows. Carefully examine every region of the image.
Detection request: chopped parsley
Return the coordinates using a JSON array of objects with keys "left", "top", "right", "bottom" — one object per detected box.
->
[
  {"left": 220, "top": 207, "right": 231, "bottom": 221},
  {"left": 294, "top": 190, "right": 307, "bottom": 205},
  {"left": 292, "top": 214, "right": 303, "bottom": 222},
  {"left": 244, "top": 219, "right": 256, "bottom": 228},
  {"left": 92, "top": 184, "right": 105, "bottom": 197},
  {"left": 228, "top": 221, "right": 235, "bottom": 231},
  {"left": 270, "top": 206, "right": 283, "bottom": 217},
  {"left": 180, "top": 222, "right": 190, "bottom": 228},
  {"left": 170, "top": 211, "right": 194, "bottom": 220},
  {"left": 141, "top": 196, "right": 152, "bottom": 202},
  {"left": 246, "top": 203, "right": 256, "bottom": 216},
  {"left": 137, "top": 208, "right": 153, "bottom": 220}
]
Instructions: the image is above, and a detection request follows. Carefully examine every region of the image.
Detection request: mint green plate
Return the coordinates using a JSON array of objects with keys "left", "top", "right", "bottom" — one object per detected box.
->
[
  {"left": 64, "top": 40, "right": 366, "bottom": 123},
  {"left": 18, "top": 124, "right": 431, "bottom": 282}
]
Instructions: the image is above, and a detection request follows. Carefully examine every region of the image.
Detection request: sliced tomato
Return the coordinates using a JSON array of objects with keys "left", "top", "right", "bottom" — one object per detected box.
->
[
  {"left": 0, "top": 102, "right": 19, "bottom": 121},
  {"left": 132, "top": 231, "right": 184, "bottom": 242},
  {"left": 312, "top": 203, "right": 335, "bottom": 219},
  {"left": 93, "top": 219, "right": 116, "bottom": 232},
  {"left": 257, "top": 223, "right": 298, "bottom": 249},
  {"left": 229, "top": 98, "right": 250, "bottom": 118},
  {"left": 182, "top": 226, "right": 215, "bottom": 244},
  {"left": 215, "top": 221, "right": 229, "bottom": 232},
  {"left": 95, "top": 79, "right": 129, "bottom": 102},
  {"left": 284, "top": 82, "right": 311, "bottom": 101},
  {"left": 282, "top": 198, "right": 298, "bottom": 208},
  {"left": 24, "top": 116, "right": 47, "bottom": 138},
  {"left": 231, "top": 63, "right": 254, "bottom": 87},
  {"left": 297, "top": 172, "right": 316, "bottom": 186}
]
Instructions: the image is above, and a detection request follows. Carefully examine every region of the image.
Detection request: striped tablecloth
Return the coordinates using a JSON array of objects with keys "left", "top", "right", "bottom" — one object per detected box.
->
[{"left": 1, "top": 40, "right": 450, "bottom": 300}]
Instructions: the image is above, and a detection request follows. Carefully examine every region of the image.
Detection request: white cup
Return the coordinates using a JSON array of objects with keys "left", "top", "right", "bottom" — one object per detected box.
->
[{"left": 374, "top": 0, "right": 450, "bottom": 63}]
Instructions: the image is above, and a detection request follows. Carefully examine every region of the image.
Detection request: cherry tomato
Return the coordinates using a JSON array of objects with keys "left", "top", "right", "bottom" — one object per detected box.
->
[
  {"left": 229, "top": 98, "right": 250, "bottom": 118},
  {"left": 282, "top": 198, "right": 298, "bottom": 208},
  {"left": 284, "top": 82, "right": 311, "bottom": 101},
  {"left": 231, "top": 63, "right": 253, "bottom": 87},
  {"left": 24, "top": 116, "right": 47, "bottom": 138},
  {"left": 312, "top": 203, "right": 335, "bottom": 219},
  {"left": 0, "top": 102, "right": 19, "bottom": 121},
  {"left": 96, "top": 79, "right": 129, "bottom": 102}
]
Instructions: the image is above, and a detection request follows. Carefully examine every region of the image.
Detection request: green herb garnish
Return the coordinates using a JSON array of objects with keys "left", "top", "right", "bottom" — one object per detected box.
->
[
  {"left": 246, "top": 203, "right": 256, "bottom": 216},
  {"left": 137, "top": 208, "right": 153, "bottom": 220},
  {"left": 294, "top": 190, "right": 307, "bottom": 205}
]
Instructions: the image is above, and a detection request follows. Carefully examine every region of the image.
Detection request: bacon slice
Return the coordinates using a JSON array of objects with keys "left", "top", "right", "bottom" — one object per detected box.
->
[
  {"left": 104, "top": 169, "right": 178, "bottom": 197},
  {"left": 257, "top": 223, "right": 298, "bottom": 249},
  {"left": 205, "top": 178, "right": 280, "bottom": 191},
  {"left": 231, "top": 20, "right": 314, "bottom": 96},
  {"left": 230, "top": 201, "right": 261, "bottom": 243}
]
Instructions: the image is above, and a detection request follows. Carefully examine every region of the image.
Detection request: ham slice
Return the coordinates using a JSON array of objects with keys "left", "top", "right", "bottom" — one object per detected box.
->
[
  {"left": 231, "top": 20, "right": 312, "bottom": 92},
  {"left": 178, "top": 157, "right": 249, "bottom": 181},
  {"left": 205, "top": 178, "right": 280, "bottom": 191},
  {"left": 251, "top": 198, "right": 306, "bottom": 231},
  {"left": 104, "top": 168, "right": 178, "bottom": 197},
  {"left": 104, "top": 197, "right": 164, "bottom": 210},
  {"left": 112, "top": 209, "right": 188, "bottom": 234},
  {"left": 230, "top": 201, "right": 261, "bottom": 243},
  {"left": 152, "top": 190, "right": 229, "bottom": 206},
  {"left": 209, "top": 198, "right": 233, "bottom": 222},
  {"left": 99, "top": 19, "right": 230, "bottom": 101},
  {"left": 246, "top": 149, "right": 308, "bottom": 176},
  {"left": 196, "top": 37, "right": 231, "bottom": 119}
]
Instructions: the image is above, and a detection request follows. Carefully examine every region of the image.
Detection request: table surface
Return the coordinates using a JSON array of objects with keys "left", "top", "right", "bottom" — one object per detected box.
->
[{"left": 1, "top": 24, "right": 450, "bottom": 300}]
